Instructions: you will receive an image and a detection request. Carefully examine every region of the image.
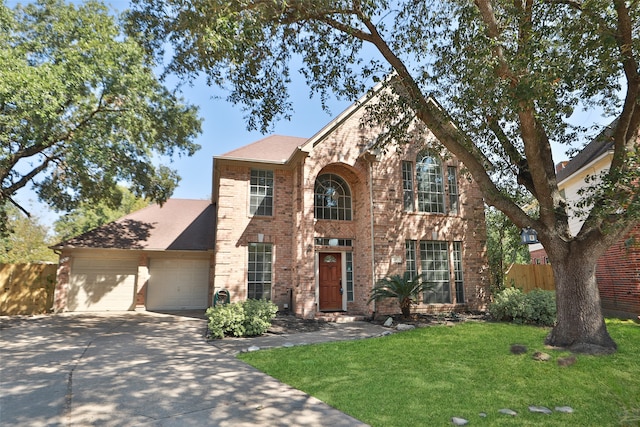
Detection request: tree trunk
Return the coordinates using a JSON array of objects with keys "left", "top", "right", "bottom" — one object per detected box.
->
[
  {"left": 545, "top": 253, "right": 617, "bottom": 354},
  {"left": 400, "top": 298, "right": 412, "bottom": 319}
]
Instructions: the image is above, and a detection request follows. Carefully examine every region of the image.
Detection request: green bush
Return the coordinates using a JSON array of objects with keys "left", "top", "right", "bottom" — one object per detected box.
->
[
  {"left": 525, "top": 289, "right": 557, "bottom": 326},
  {"left": 205, "top": 303, "right": 245, "bottom": 339},
  {"left": 243, "top": 299, "right": 279, "bottom": 337},
  {"left": 489, "top": 287, "right": 556, "bottom": 326},
  {"left": 205, "top": 299, "right": 278, "bottom": 339}
]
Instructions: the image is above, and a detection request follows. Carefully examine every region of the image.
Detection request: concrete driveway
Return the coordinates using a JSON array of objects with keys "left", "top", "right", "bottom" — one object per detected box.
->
[{"left": 0, "top": 311, "right": 368, "bottom": 427}]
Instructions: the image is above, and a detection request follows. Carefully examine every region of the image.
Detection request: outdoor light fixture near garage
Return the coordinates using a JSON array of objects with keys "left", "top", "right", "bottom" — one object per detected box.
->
[{"left": 520, "top": 227, "right": 539, "bottom": 244}]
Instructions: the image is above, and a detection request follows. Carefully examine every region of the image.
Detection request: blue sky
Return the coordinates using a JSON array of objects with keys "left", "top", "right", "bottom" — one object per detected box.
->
[{"left": 9, "top": 0, "right": 603, "bottom": 229}]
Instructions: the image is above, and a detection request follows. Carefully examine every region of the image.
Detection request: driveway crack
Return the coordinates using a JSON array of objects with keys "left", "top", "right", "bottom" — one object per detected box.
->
[{"left": 63, "top": 320, "right": 126, "bottom": 425}]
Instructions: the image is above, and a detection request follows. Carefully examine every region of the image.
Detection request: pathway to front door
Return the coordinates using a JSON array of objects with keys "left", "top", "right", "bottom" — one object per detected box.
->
[{"left": 319, "top": 252, "right": 342, "bottom": 311}]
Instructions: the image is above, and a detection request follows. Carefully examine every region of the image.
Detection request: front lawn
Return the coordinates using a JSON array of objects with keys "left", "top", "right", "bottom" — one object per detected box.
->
[{"left": 239, "top": 320, "right": 640, "bottom": 426}]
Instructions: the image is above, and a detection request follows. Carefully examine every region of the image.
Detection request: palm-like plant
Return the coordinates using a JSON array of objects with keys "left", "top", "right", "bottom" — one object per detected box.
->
[{"left": 368, "top": 273, "right": 433, "bottom": 318}]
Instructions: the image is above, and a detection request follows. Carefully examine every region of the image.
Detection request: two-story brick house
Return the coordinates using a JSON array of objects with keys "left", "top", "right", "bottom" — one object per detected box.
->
[
  {"left": 52, "top": 89, "right": 489, "bottom": 317},
  {"left": 211, "top": 92, "right": 488, "bottom": 318}
]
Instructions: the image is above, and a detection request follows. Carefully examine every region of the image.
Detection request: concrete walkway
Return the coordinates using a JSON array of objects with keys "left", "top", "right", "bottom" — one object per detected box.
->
[{"left": 0, "top": 311, "right": 388, "bottom": 427}]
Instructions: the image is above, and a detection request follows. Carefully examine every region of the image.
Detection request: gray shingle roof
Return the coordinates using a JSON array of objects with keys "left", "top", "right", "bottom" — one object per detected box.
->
[
  {"left": 52, "top": 199, "right": 215, "bottom": 251},
  {"left": 217, "top": 134, "right": 308, "bottom": 163}
]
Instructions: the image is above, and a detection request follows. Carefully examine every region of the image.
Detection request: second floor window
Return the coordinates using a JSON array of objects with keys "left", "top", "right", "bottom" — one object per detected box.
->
[
  {"left": 250, "top": 169, "right": 273, "bottom": 216},
  {"left": 403, "top": 151, "right": 459, "bottom": 214},
  {"left": 416, "top": 151, "right": 445, "bottom": 213},
  {"left": 315, "top": 173, "right": 352, "bottom": 220}
]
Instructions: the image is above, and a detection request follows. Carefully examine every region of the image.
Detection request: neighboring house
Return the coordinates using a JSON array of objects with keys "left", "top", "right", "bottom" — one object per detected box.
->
[
  {"left": 529, "top": 123, "right": 640, "bottom": 318},
  {"left": 53, "top": 88, "right": 489, "bottom": 318}
]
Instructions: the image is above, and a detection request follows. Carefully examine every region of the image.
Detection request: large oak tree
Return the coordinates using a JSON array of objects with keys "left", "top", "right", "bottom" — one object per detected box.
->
[
  {"left": 128, "top": 0, "right": 639, "bottom": 353},
  {"left": 0, "top": 0, "right": 202, "bottom": 236}
]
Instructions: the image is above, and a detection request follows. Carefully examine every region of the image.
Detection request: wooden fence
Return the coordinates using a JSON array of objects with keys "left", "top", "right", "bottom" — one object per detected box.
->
[
  {"left": 0, "top": 263, "right": 57, "bottom": 315},
  {"left": 504, "top": 264, "right": 555, "bottom": 293}
]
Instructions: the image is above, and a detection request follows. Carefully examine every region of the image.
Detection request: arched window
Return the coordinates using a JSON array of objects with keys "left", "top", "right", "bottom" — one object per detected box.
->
[
  {"left": 314, "top": 174, "right": 352, "bottom": 220},
  {"left": 416, "top": 151, "right": 445, "bottom": 213}
]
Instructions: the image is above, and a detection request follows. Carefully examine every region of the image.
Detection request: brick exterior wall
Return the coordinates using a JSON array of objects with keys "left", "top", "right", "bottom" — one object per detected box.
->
[
  {"left": 213, "top": 99, "right": 490, "bottom": 318},
  {"left": 596, "top": 226, "right": 640, "bottom": 318},
  {"left": 526, "top": 226, "right": 640, "bottom": 318}
]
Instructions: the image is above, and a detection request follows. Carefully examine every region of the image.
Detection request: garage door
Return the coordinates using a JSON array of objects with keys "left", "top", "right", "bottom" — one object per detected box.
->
[
  {"left": 68, "top": 258, "right": 137, "bottom": 311},
  {"left": 147, "top": 258, "right": 210, "bottom": 310}
]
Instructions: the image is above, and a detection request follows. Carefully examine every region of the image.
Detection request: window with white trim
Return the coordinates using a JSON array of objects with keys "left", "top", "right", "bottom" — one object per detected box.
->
[
  {"left": 250, "top": 169, "right": 273, "bottom": 216},
  {"left": 314, "top": 174, "right": 352, "bottom": 220},
  {"left": 402, "top": 161, "right": 414, "bottom": 212},
  {"left": 448, "top": 166, "right": 459, "bottom": 214},
  {"left": 416, "top": 151, "right": 445, "bottom": 213},
  {"left": 248, "top": 243, "right": 272, "bottom": 299},
  {"left": 404, "top": 240, "right": 466, "bottom": 304},
  {"left": 421, "top": 241, "right": 451, "bottom": 303}
]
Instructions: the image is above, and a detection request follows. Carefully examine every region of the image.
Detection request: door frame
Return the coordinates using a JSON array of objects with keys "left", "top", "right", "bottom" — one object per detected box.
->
[{"left": 315, "top": 251, "right": 346, "bottom": 311}]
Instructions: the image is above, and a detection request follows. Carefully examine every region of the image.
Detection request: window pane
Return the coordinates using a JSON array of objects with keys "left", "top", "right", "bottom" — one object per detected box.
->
[
  {"left": 247, "top": 243, "right": 272, "bottom": 300},
  {"left": 250, "top": 170, "right": 274, "bottom": 216},
  {"left": 402, "top": 161, "right": 414, "bottom": 211},
  {"left": 346, "top": 252, "right": 354, "bottom": 302},
  {"left": 420, "top": 241, "right": 451, "bottom": 303},
  {"left": 314, "top": 174, "right": 352, "bottom": 221},
  {"left": 453, "top": 241, "right": 464, "bottom": 303},
  {"left": 448, "top": 166, "right": 459, "bottom": 214},
  {"left": 405, "top": 240, "right": 417, "bottom": 280},
  {"left": 416, "top": 152, "right": 445, "bottom": 213}
]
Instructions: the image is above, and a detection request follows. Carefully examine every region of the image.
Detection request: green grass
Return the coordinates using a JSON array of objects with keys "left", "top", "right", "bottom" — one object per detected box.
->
[{"left": 239, "top": 320, "right": 640, "bottom": 426}]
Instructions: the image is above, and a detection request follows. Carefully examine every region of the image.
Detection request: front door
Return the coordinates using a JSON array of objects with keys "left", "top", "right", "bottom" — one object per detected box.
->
[{"left": 319, "top": 253, "right": 343, "bottom": 311}]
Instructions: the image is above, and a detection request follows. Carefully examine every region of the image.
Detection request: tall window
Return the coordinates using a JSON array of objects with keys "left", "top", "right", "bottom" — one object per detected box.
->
[
  {"left": 346, "top": 252, "right": 354, "bottom": 302},
  {"left": 420, "top": 241, "right": 451, "bottom": 303},
  {"left": 453, "top": 242, "right": 464, "bottom": 303},
  {"left": 402, "top": 161, "right": 414, "bottom": 212},
  {"left": 250, "top": 170, "right": 273, "bottom": 216},
  {"left": 416, "top": 151, "right": 445, "bottom": 213},
  {"left": 248, "top": 243, "right": 272, "bottom": 299},
  {"left": 405, "top": 240, "right": 417, "bottom": 280},
  {"left": 314, "top": 174, "right": 352, "bottom": 220},
  {"left": 448, "top": 166, "right": 459, "bottom": 214}
]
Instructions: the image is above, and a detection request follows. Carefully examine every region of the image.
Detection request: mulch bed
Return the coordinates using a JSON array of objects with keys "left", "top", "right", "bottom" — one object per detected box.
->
[{"left": 268, "top": 312, "right": 489, "bottom": 334}]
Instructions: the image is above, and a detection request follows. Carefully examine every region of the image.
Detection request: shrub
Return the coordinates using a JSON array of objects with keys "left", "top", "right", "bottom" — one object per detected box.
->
[
  {"left": 205, "top": 303, "right": 245, "bottom": 339},
  {"left": 525, "top": 289, "right": 556, "bottom": 326},
  {"left": 368, "top": 273, "right": 433, "bottom": 318},
  {"left": 243, "top": 299, "right": 279, "bottom": 337},
  {"left": 489, "top": 287, "right": 556, "bottom": 326},
  {"left": 205, "top": 299, "right": 278, "bottom": 339}
]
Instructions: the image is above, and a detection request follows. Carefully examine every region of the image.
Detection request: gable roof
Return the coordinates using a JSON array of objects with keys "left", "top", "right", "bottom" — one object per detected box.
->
[
  {"left": 216, "top": 134, "right": 308, "bottom": 164},
  {"left": 557, "top": 121, "right": 616, "bottom": 183},
  {"left": 52, "top": 199, "right": 215, "bottom": 251}
]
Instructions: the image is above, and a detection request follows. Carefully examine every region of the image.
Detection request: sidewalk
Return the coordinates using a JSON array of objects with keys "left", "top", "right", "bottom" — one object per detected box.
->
[{"left": 209, "top": 320, "right": 393, "bottom": 355}]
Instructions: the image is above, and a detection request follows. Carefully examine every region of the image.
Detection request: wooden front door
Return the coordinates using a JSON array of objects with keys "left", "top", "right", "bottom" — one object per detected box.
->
[{"left": 319, "top": 253, "right": 343, "bottom": 311}]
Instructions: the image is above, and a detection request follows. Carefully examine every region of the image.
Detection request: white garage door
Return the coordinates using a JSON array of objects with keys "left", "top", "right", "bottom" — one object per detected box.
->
[
  {"left": 147, "top": 258, "right": 210, "bottom": 310},
  {"left": 68, "top": 258, "right": 137, "bottom": 311}
]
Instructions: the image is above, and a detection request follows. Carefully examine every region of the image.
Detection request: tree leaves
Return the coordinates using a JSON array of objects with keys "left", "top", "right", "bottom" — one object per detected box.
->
[{"left": 1, "top": 0, "right": 202, "bottom": 221}]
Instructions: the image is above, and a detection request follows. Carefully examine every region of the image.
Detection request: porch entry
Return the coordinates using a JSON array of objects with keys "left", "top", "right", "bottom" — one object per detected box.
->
[{"left": 319, "top": 252, "right": 343, "bottom": 311}]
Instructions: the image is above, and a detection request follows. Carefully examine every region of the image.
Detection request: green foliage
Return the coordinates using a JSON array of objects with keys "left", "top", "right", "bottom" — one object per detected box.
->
[
  {"left": 485, "top": 206, "right": 531, "bottom": 291},
  {"left": 205, "top": 299, "right": 278, "bottom": 339},
  {"left": 1, "top": 0, "right": 202, "bottom": 226},
  {"left": 490, "top": 287, "right": 556, "bottom": 326},
  {"left": 0, "top": 203, "right": 57, "bottom": 263},
  {"left": 206, "top": 303, "right": 245, "bottom": 339},
  {"left": 368, "top": 273, "right": 433, "bottom": 318},
  {"left": 54, "top": 186, "right": 149, "bottom": 241},
  {"left": 242, "top": 299, "right": 279, "bottom": 337}
]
